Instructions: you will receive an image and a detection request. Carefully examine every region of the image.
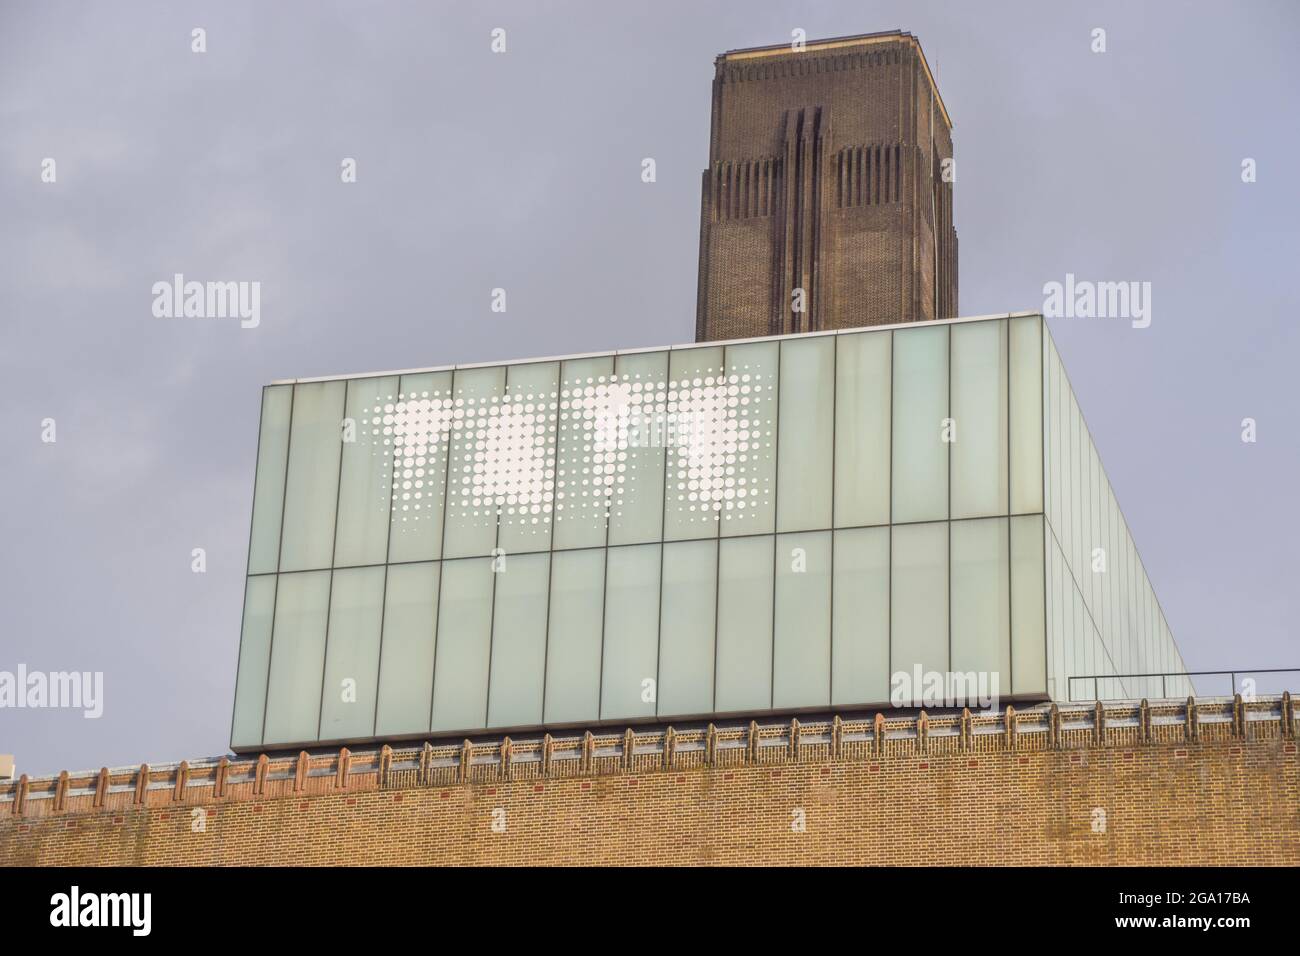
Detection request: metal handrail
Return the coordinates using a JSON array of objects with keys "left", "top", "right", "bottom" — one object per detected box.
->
[{"left": 1067, "top": 668, "right": 1300, "bottom": 702}]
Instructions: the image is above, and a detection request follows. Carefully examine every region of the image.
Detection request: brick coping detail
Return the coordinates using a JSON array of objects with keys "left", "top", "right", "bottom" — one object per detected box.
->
[{"left": 3, "top": 695, "right": 1293, "bottom": 821}]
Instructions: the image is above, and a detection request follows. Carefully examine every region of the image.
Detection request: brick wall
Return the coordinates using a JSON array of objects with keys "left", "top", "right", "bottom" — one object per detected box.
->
[{"left": 3, "top": 699, "right": 1297, "bottom": 866}]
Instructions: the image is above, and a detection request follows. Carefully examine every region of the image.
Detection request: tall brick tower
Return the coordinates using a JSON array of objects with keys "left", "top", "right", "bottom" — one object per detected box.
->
[{"left": 695, "top": 31, "right": 957, "bottom": 342}]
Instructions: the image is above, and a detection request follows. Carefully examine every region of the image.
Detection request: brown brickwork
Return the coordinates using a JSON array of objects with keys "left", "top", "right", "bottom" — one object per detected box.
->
[
  {"left": 696, "top": 31, "right": 958, "bottom": 343},
  {"left": 3, "top": 698, "right": 1297, "bottom": 865}
]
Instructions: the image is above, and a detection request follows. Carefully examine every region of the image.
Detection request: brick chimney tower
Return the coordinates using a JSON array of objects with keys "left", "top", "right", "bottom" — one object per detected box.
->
[{"left": 695, "top": 31, "right": 957, "bottom": 342}]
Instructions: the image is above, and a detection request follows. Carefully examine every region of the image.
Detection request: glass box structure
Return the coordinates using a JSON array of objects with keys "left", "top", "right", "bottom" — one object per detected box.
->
[{"left": 231, "top": 312, "right": 1188, "bottom": 752}]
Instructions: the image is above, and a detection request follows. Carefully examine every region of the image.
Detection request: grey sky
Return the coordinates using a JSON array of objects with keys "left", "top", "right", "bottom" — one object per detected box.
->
[{"left": 2, "top": 0, "right": 1296, "bottom": 776}]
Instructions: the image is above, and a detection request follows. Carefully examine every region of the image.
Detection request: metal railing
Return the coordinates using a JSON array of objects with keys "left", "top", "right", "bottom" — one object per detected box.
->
[{"left": 1068, "top": 668, "right": 1300, "bottom": 702}]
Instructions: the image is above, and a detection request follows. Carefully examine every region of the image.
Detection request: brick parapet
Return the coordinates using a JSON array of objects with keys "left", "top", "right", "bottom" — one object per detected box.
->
[
  {"left": 2, "top": 695, "right": 1292, "bottom": 823},
  {"left": 3, "top": 695, "right": 1297, "bottom": 866}
]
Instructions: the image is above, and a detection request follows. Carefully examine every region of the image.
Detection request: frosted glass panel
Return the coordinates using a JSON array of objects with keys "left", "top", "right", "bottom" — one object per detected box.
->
[
  {"left": 1069, "top": 391, "right": 1081, "bottom": 589},
  {"left": 386, "top": 371, "right": 453, "bottom": 564},
  {"left": 333, "top": 376, "right": 398, "bottom": 568},
  {"left": 248, "top": 386, "right": 292, "bottom": 575},
  {"left": 892, "top": 326, "right": 948, "bottom": 523},
  {"left": 496, "top": 363, "right": 559, "bottom": 555},
  {"left": 263, "top": 570, "right": 330, "bottom": 746},
  {"left": 601, "top": 543, "right": 661, "bottom": 720},
  {"left": 664, "top": 347, "right": 725, "bottom": 541},
  {"left": 1045, "top": 527, "right": 1062, "bottom": 699},
  {"left": 375, "top": 561, "right": 439, "bottom": 736},
  {"left": 608, "top": 351, "right": 668, "bottom": 546},
  {"left": 950, "top": 518, "right": 1010, "bottom": 698},
  {"left": 544, "top": 548, "right": 605, "bottom": 724},
  {"left": 1061, "top": 346, "right": 1070, "bottom": 522},
  {"left": 777, "top": 337, "right": 835, "bottom": 532},
  {"left": 1057, "top": 532, "right": 1069, "bottom": 699},
  {"left": 1010, "top": 316, "right": 1043, "bottom": 515},
  {"left": 835, "top": 331, "right": 891, "bottom": 528},
  {"left": 319, "top": 565, "right": 384, "bottom": 741},
  {"left": 554, "top": 356, "right": 616, "bottom": 551},
  {"left": 1055, "top": 340, "right": 1068, "bottom": 557},
  {"left": 831, "top": 527, "right": 889, "bottom": 706},
  {"left": 231, "top": 575, "right": 276, "bottom": 748},
  {"left": 442, "top": 366, "right": 507, "bottom": 559},
  {"left": 1046, "top": 337, "right": 1062, "bottom": 535},
  {"left": 950, "top": 320, "right": 1008, "bottom": 518},
  {"left": 774, "top": 531, "right": 831, "bottom": 708},
  {"left": 890, "top": 521, "right": 948, "bottom": 682},
  {"left": 714, "top": 536, "right": 774, "bottom": 712},
  {"left": 720, "top": 341, "right": 778, "bottom": 537},
  {"left": 1011, "top": 514, "right": 1046, "bottom": 695},
  {"left": 279, "top": 382, "right": 345, "bottom": 572},
  {"left": 657, "top": 539, "right": 717, "bottom": 716},
  {"left": 1108, "top": 485, "right": 1120, "bottom": 679},
  {"left": 487, "top": 552, "right": 549, "bottom": 727},
  {"left": 429, "top": 558, "right": 491, "bottom": 732}
]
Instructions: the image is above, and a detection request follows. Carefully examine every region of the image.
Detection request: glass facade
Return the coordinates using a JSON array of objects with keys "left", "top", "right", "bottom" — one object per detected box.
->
[{"left": 231, "top": 314, "right": 1188, "bottom": 750}]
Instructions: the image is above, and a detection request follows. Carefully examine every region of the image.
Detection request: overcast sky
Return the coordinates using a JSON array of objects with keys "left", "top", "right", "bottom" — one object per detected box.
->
[{"left": 2, "top": 0, "right": 1297, "bottom": 776}]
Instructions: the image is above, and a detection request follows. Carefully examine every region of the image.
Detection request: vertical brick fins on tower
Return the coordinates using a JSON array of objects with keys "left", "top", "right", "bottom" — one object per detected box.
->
[{"left": 696, "top": 31, "right": 958, "bottom": 342}]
